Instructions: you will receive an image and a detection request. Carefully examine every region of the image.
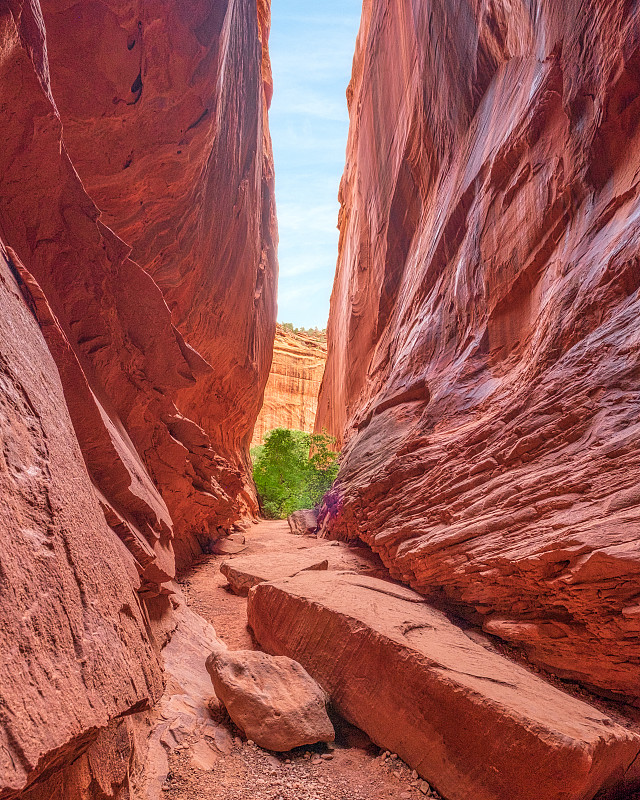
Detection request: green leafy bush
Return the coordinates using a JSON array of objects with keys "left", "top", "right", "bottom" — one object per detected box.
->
[{"left": 251, "top": 428, "right": 339, "bottom": 519}]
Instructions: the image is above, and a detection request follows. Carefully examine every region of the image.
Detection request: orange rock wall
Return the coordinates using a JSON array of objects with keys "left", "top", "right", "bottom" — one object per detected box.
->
[
  {"left": 0, "top": 0, "right": 277, "bottom": 583},
  {"left": 0, "top": 0, "right": 275, "bottom": 795},
  {"left": 252, "top": 326, "right": 327, "bottom": 446},
  {"left": 317, "top": 0, "right": 640, "bottom": 703},
  {"left": 40, "top": 0, "right": 278, "bottom": 566}
]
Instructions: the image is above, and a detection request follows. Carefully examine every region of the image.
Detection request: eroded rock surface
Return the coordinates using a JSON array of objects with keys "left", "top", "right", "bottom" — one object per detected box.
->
[
  {"left": 249, "top": 571, "right": 640, "bottom": 800},
  {"left": 206, "top": 648, "right": 335, "bottom": 752},
  {"left": 316, "top": 0, "right": 640, "bottom": 700},
  {"left": 41, "top": 0, "right": 278, "bottom": 563},
  {"left": 0, "top": 0, "right": 275, "bottom": 796},
  {"left": 252, "top": 325, "right": 326, "bottom": 446},
  {"left": 0, "top": 246, "right": 162, "bottom": 798}
]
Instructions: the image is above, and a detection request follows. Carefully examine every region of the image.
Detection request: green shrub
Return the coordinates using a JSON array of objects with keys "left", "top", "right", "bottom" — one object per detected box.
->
[{"left": 251, "top": 428, "right": 339, "bottom": 519}]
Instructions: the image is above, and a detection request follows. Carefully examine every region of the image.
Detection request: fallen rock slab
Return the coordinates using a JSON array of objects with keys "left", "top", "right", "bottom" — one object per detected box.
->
[
  {"left": 248, "top": 572, "right": 640, "bottom": 800},
  {"left": 220, "top": 551, "right": 329, "bottom": 595},
  {"left": 205, "top": 648, "right": 334, "bottom": 752},
  {"left": 288, "top": 509, "right": 319, "bottom": 535}
]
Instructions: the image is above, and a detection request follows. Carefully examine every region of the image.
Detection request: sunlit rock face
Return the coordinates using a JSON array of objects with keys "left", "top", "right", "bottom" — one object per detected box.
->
[
  {"left": 0, "top": 245, "right": 163, "bottom": 799},
  {"left": 0, "top": 0, "right": 277, "bottom": 578},
  {"left": 316, "top": 0, "right": 640, "bottom": 702},
  {"left": 0, "top": 0, "right": 274, "bottom": 794},
  {"left": 252, "top": 325, "right": 327, "bottom": 446}
]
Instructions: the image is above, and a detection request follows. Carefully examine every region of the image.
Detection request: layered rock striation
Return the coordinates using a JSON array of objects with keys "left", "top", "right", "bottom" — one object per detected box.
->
[
  {"left": 249, "top": 572, "right": 640, "bottom": 800},
  {"left": 251, "top": 325, "right": 327, "bottom": 446},
  {"left": 0, "top": 0, "right": 275, "bottom": 796},
  {"left": 0, "top": 245, "right": 163, "bottom": 799},
  {"left": 316, "top": 0, "right": 640, "bottom": 702}
]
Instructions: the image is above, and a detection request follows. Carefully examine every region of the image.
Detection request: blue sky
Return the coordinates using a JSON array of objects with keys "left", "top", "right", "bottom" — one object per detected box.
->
[{"left": 269, "top": 1, "right": 363, "bottom": 329}]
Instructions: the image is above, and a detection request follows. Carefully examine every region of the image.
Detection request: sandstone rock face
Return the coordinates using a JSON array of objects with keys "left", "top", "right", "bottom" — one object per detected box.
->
[
  {"left": 205, "top": 648, "right": 335, "bottom": 752},
  {"left": 0, "top": 0, "right": 277, "bottom": 580},
  {"left": 0, "top": 0, "right": 275, "bottom": 795},
  {"left": 40, "top": 0, "right": 278, "bottom": 560},
  {"left": 249, "top": 572, "right": 640, "bottom": 800},
  {"left": 316, "top": 0, "right": 640, "bottom": 701},
  {"left": 221, "top": 550, "right": 329, "bottom": 595},
  {"left": 0, "top": 246, "right": 162, "bottom": 797},
  {"left": 252, "top": 325, "right": 327, "bottom": 446}
]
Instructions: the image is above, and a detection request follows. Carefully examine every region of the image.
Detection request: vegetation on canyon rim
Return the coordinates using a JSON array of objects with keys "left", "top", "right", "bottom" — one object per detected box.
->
[
  {"left": 251, "top": 428, "right": 339, "bottom": 519},
  {"left": 279, "top": 322, "right": 327, "bottom": 340}
]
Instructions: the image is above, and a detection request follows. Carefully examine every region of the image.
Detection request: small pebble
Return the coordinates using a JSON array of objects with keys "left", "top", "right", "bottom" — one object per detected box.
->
[
  {"left": 412, "top": 770, "right": 419, "bottom": 779},
  {"left": 321, "top": 753, "right": 334, "bottom": 760},
  {"left": 246, "top": 739, "right": 254, "bottom": 746},
  {"left": 390, "top": 753, "right": 398, "bottom": 760}
]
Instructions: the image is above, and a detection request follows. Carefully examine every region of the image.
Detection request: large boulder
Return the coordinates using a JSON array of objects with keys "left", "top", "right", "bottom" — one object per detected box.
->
[
  {"left": 220, "top": 550, "right": 329, "bottom": 595},
  {"left": 205, "top": 648, "right": 334, "bottom": 752},
  {"left": 248, "top": 571, "right": 640, "bottom": 800},
  {"left": 287, "top": 509, "right": 319, "bottom": 535}
]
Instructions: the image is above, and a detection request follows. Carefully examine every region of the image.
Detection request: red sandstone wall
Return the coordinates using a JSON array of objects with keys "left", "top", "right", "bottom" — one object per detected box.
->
[
  {"left": 0, "top": 0, "right": 275, "bottom": 794},
  {"left": 39, "top": 0, "right": 279, "bottom": 565},
  {"left": 0, "top": 0, "right": 277, "bottom": 581},
  {"left": 317, "top": 0, "right": 640, "bottom": 703}
]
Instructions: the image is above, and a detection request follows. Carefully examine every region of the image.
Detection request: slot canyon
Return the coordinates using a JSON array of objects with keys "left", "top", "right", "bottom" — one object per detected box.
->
[{"left": 1, "top": 0, "right": 640, "bottom": 799}]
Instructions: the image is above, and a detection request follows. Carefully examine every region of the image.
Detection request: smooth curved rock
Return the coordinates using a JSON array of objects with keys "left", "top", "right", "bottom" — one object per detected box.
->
[
  {"left": 205, "top": 648, "right": 335, "bottom": 752},
  {"left": 40, "top": 0, "right": 278, "bottom": 563},
  {"left": 0, "top": 0, "right": 277, "bottom": 578},
  {"left": 316, "top": 0, "right": 640, "bottom": 701},
  {"left": 249, "top": 571, "right": 640, "bottom": 800}
]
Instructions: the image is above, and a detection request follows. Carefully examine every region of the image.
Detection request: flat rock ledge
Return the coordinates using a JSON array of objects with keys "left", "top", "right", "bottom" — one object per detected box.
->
[
  {"left": 220, "top": 550, "right": 329, "bottom": 596},
  {"left": 247, "top": 571, "right": 640, "bottom": 800},
  {"left": 205, "top": 648, "right": 335, "bottom": 752}
]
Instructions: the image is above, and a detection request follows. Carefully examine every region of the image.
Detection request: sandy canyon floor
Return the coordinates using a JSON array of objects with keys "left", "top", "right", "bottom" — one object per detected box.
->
[{"left": 157, "top": 520, "right": 440, "bottom": 800}]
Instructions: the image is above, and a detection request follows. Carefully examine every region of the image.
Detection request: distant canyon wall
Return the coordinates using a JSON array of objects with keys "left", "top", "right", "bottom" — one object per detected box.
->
[
  {"left": 251, "top": 325, "right": 327, "bottom": 446},
  {"left": 317, "top": 0, "right": 640, "bottom": 703},
  {"left": 0, "top": 0, "right": 275, "bottom": 796}
]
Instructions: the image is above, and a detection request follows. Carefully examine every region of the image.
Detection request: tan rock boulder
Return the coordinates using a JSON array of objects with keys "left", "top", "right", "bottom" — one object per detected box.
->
[
  {"left": 220, "top": 551, "right": 329, "bottom": 595},
  {"left": 288, "top": 509, "right": 319, "bottom": 535},
  {"left": 205, "top": 648, "right": 334, "bottom": 752},
  {"left": 248, "top": 571, "right": 640, "bottom": 800}
]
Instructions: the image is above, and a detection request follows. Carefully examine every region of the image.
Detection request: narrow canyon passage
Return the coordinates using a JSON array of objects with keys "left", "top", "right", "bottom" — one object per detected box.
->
[
  {"left": 152, "top": 520, "right": 435, "bottom": 800},
  {"left": 2, "top": 0, "right": 640, "bottom": 799}
]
